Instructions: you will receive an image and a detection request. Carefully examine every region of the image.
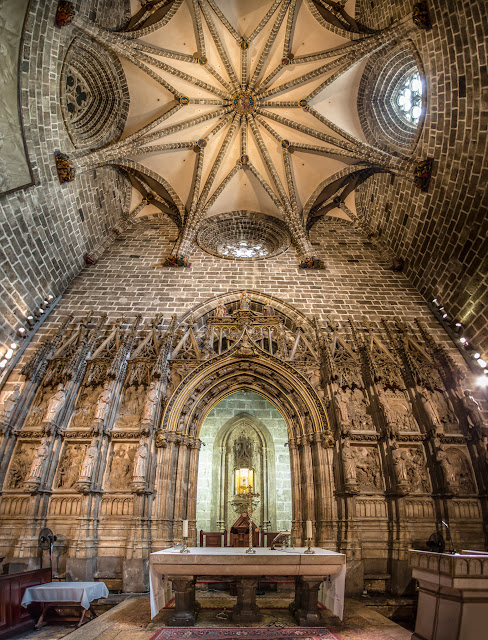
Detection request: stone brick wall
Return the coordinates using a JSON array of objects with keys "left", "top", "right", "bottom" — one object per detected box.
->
[
  {"left": 355, "top": 0, "right": 488, "bottom": 358},
  {"left": 0, "top": 0, "right": 131, "bottom": 360},
  {"left": 27, "top": 213, "right": 473, "bottom": 382}
]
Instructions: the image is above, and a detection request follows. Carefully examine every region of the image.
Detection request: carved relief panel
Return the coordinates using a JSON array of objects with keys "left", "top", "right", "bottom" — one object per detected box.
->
[
  {"left": 105, "top": 443, "right": 136, "bottom": 490},
  {"left": 379, "top": 389, "right": 419, "bottom": 436},
  {"left": 56, "top": 443, "right": 85, "bottom": 489},
  {"left": 353, "top": 445, "right": 383, "bottom": 491},
  {"left": 6, "top": 442, "right": 37, "bottom": 489},
  {"left": 114, "top": 385, "right": 143, "bottom": 429}
]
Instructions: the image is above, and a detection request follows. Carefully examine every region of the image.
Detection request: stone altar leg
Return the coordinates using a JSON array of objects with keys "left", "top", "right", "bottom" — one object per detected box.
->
[
  {"left": 168, "top": 576, "right": 197, "bottom": 626},
  {"left": 290, "top": 576, "right": 323, "bottom": 627},
  {"left": 232, "top": 577, "right": 262, "bottom": 623}
]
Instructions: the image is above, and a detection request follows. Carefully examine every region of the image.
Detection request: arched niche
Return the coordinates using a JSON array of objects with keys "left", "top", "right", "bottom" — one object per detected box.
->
[{"left": 196, "top": 393, "right": 293, "bottom": 538}]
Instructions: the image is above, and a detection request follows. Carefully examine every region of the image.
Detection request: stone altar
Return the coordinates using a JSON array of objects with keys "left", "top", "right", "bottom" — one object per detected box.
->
[
  {"left": 149, "top": 546, "right": 346, "bottom": 626},
  {"left": 409, "top": 549, "right": 488, "bottom": 640}
]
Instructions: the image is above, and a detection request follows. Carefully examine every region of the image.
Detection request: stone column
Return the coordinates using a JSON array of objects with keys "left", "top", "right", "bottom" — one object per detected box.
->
[
  {"left": 186, "top": 437, "right": 201, "bottom": 544},
  {"left": 232, "top": 577, "right": 262, "bottom": 623},
  {"left": 288, "top": 438, "right": 302, "bottom": 544}
]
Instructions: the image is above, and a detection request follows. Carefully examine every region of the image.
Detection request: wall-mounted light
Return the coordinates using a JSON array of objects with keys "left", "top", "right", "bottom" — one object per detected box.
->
[
  {"left": 460, "top": 337, "right": 467, "bottom": 344},
  {"left": 477, "top": 358, "right": 487, "bottom": 368},
  {"left": 17, "top": 327, "right": 26, "bottom": 336},
  {"left": 0, "top": 360, "right": 7, "bottom": 369},
  {"left": 26, "top": 316, "right": 35, "bottom": 326}
]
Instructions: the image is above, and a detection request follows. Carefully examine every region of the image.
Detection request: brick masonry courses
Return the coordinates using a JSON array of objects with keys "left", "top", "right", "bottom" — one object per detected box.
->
[
  {"left": 0, "top": 0, "right": 131, "bottom": 358},
  {"left": 355, "top": 0, "right": 488, "bottom": 358},
  {"left": 23, "top": 215, "right": 475, "bottom": 387}
]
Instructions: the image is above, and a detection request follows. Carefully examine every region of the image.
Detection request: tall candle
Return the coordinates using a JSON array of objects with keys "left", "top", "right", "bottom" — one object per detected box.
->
[
  {"left": 306, "top": 520, "right": 313, "bottom": 540},
  {"left": 182, "top": 519, "right": 188, "bottom": 538}
]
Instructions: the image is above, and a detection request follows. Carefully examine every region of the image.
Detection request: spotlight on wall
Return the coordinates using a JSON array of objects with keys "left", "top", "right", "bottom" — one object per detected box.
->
[
  {"left": 0, "top": 360, "right": 7, "bottom": 369},
  {"left": 432, "top": 299, "right": 438, "bottom": 305},
  {"left": 26, "top": 316, "right": 35, "bottom": 326},
  {"left": 442, "top": 313, "right": 448, "bottom": 319},
  {"left": 47, "top": 295, "right": 54, "bottom": 301},
  {"left": 477, "top": 376, "right": 488, "bottom": 387},
  {"left": 5, "top": 349, "right": 13, "bottom": 360},
  {"left": 477, "top": 358, "right": 487, "bottom": 368},
  {"left": 17, "top": 327, "right": 26, "bottom": 336},
  {"left": 10, "top": 343, "right": 19, "bottom": 350},
  {"left": 474, "top": 352, "right": 481, "bottom": 360},
  {"left": 460, "top": 337, "right": 467, "bottom": 344}
]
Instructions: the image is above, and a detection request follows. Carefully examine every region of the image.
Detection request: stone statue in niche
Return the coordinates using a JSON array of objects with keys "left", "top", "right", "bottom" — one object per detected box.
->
[
  {"left": 116, "top": 386, "right": 142, "bottom": 428},
  {"left": 131, "top": 438, "right": 148, "bottom": 493},
  {"left": 93, "top": 382, "right": 112, "bottom": 428},
  {"left": 57, "top": 444, "right": 84, "bottom": 489},
  {"left": 355, "top": 446, "right": 382, "bottom": 489},
  {"left": 78, "top": 438, "right": 98, "bottom": 484},
  {"left": 333, "top": 390, "right": 350, "bottom": 435},
  {"left": 25, "top": 437, "right": 49, "bottom": 487},
  {"left": 461, "top": 390, "right": 484, "bottom": 429},
  {"left": 43, "top": 384, "right": 66, "bottom": 430},
  {"left": 341, "top": 439, "right": 357, "bottom": 483},
  {"left": 141, "top": 382, "right": 157, "bottom": 427},
  {"left": 106, "top": 443, "right": 135, "bottom": 490},
  {"left": 436, "top": 444, "right": 457, "bottom": 488},
  {"left": 418, "top": 390, "right": 442, "bottom": 434},
  {"left": 0, "top": 384, "right": 22, "bottom": 429},
  {"left": 7, "top": 443, "right": 36, "bottom": 489},
  {"left": 391, "top": 442, "right": 408, "bottom": 484}
]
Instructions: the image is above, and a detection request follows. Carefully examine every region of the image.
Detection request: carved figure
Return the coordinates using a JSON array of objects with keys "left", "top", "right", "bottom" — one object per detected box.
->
[
  {"left": 391, "top": 444, "right": 408, "bottom": 482},
  {"left": 7, "top": 443, "right": 35, "bottom": 489},
  {"left": 462, "top": 390, "right": 484, "bottom": 428},
  {"left": 215, "top": 301, "right": 228, "bottom": 317},
  {"left": 419, "top": 390, "right": 441, "bottom": 432},
  {"left": 142, "top": 382, "right": 157, "bottom": 423},
  {"left": 44, "top": 384, "right": 66, "bottom": 425},
  {"left": 355, "top": 447, "right": 382, "bottom": 489},
  {"left": 263, "top": 299, "right": 274, "bottom": 317},
  {"left": 133, "top": 439, "right": 148, "bottom": 480},
  {"left": 107, "top": 444, "right": 135, "bottom": 490},
  {"left": 94, "top": 382, "right": 111, "bottom": 422},
  {"left": 334, "top": 390, "right": 349, "bottom": 424},
  {"left": 57, "top": 444, "right": 84, "bottom": 488},
  {"left": 79, "top": 438, "right": 98, "bottom": 479},
  {"left": 350, "top": 389, "right": 373, "bottom": 430},
  {"left": 26, "top": 437, "right": 49, "bottom": 481},
  {"left": 436, "top": 446, "right": 456, "bottom": 484},
  {"left": 239, "top": 291, "right": 251, "bottom": 310},
  {"left": 342, "top": 440, "right": 356, "bottom": 483},
  {"left": 0, "top": 384, "right": 21, "bottom": 427}
]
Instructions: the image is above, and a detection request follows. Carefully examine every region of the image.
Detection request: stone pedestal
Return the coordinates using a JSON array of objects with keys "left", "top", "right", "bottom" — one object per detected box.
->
[
  {"left": 289, "top": 576, "right": 324, "bottom": 626},
  {"left": 410, "top": 550, "right": 488, "bottom": 640},
  {"left": 123, "top": 558, "right": 149, "bottom": 593},
  {"left": 232, "top": 577, "right": 261, "bottom": 623},
  {"left": 66, "top": 557, "right": 97, "bottom": 582},
  {"left": 168, "top": 576, "right": 198, "bottom": 626}
]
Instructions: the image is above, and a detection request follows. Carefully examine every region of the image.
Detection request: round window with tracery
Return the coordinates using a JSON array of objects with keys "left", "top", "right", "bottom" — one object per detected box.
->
[{"left": 395, "top": 71, "right": 423, "bottom": 125}]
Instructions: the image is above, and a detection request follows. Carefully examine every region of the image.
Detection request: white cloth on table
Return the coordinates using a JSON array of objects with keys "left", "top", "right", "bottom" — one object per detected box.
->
[
  {"left": 150, "top": 560, "right": 175, "bottom": 619},
  {"left": 21, "top": 582, "right": 109, "bottom": 610},
  {"left": 318, "top": 562, "right": 346, "bottom": 620}
]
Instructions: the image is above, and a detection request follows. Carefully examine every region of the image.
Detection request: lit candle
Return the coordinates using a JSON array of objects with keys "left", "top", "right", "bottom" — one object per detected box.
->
[
  {"left": 182, "top": 520, "right": 188, "bottom": 538},
  {"left": 306, "top": 520, "right": 313, "bottom": 540}
]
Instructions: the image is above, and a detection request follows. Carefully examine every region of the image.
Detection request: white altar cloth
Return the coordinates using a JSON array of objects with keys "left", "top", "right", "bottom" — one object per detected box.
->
[
  {"left": 21, "top": 582, "right": 109, "bottom": 610},
  {"left": 149, "top": 546, "right": 346, "bottom": 620}
]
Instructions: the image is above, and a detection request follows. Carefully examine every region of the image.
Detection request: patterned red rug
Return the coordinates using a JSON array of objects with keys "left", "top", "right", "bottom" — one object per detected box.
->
[{"left": 149, "top": 627, "right": 341, "bottom": 640}]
